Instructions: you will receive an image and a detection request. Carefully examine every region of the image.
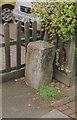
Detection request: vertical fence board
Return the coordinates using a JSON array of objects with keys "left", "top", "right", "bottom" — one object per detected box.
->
[
  {"left": 43, "top": 29, "right": 49, "bottom": 42},
  {"left": 59, "top": 40, "right": 63, "bottom": 70},
  {"left": 40, "top": 30, "right": 44, "bottom": 40},
  {"left": 24, "top": 21, "right": 30, "bottom": 51},
  {"left": 32, "top": 21, "right": 37, "bottom": 41},
  {"left": 4, "top": 23, "right": 11, "bottom": 72},
  {"left": 68, "top": 40, "right": 75, "bottom": 77},
  {"left": 16, "top": 22, "right": 21, "bottom": 69}
]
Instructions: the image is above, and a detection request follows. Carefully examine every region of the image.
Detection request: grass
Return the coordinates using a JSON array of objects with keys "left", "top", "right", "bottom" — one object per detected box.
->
[{"left": 38, "top": 85, "right": 61, "bottom": 98}]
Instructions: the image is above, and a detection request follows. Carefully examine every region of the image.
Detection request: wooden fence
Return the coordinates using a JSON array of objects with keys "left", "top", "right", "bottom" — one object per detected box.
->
[{"left": 0, "top": 21, "right": 44, "bottom": 83}]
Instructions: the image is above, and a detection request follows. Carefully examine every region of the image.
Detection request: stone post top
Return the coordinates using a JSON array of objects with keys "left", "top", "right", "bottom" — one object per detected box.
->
[{"left": 27, "top": 40, "right": 54, "bottom": 50}]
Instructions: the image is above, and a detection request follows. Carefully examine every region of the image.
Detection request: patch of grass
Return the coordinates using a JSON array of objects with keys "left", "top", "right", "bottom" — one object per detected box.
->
[{"left": 38, "top": 85, "right": 61, "bottom": 98}]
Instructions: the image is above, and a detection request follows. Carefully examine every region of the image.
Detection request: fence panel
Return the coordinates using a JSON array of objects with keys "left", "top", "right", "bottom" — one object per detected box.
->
[
  {"left": 0, "top": 21, "right": 42, "bottom": 83},
  {"left": 54, "top": 40, "right": 75, "bottom": 86}
]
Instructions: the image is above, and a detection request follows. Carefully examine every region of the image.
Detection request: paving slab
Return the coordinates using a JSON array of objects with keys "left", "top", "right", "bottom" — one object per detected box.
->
[
  {"left": 41, "top": 109, "right": 70, "bottom": 118},
  {"left": 2, "top": 80, "right": 51, "bottom": 118}
]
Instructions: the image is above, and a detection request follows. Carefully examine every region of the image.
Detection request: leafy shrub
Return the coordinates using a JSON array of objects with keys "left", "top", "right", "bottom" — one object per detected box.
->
[
  {"left": 32, "top": 1, "right": 77, "bottom": 55},
  {"left": 32, "top": 1, "right": 76, "bottom": 41}
]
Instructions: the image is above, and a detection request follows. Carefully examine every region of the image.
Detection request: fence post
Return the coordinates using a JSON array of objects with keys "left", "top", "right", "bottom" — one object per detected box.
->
[
  {"left": 4, "top": 23, "right": 11, "bottom": 72},
  {"left": 16, "top": 21, "right": 21, "bottom": 69},
  {"left": 43, "top": 29, "right": 49, "bottom": 42},
  {"left": 24, "top": 21, "right": 30, "bottom": 52},
  {"left": 32, "top": 21, "right": 37, "bottom": 41}
]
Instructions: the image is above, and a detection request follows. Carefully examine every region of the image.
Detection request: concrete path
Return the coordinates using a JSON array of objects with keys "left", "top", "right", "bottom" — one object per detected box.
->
[{"left": 2, "top": 80, "right": 51, "bottom": 118}]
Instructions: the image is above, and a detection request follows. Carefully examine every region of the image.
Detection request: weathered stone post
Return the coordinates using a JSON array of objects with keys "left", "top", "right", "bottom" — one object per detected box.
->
[{"left": 25, "top": 40, "right": 55, "bottom": 89}]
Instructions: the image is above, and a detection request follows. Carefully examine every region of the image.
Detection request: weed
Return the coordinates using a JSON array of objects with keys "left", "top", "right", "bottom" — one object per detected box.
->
[{"left": 38, "top": 85, "right": 61, "bottom": 98}]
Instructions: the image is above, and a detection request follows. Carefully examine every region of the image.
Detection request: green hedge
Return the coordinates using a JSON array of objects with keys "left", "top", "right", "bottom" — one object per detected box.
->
[{"left": 32, "top": 1, "right": 77, "bottom": 55}]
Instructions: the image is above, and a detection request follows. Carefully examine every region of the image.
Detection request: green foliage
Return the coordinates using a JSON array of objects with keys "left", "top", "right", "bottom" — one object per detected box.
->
[
  {"left": 38, "top": 85, "right": 61, "bottom": 97},
  {"left": 32, "top": 1, "right": 77, "bottom": 43}
]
